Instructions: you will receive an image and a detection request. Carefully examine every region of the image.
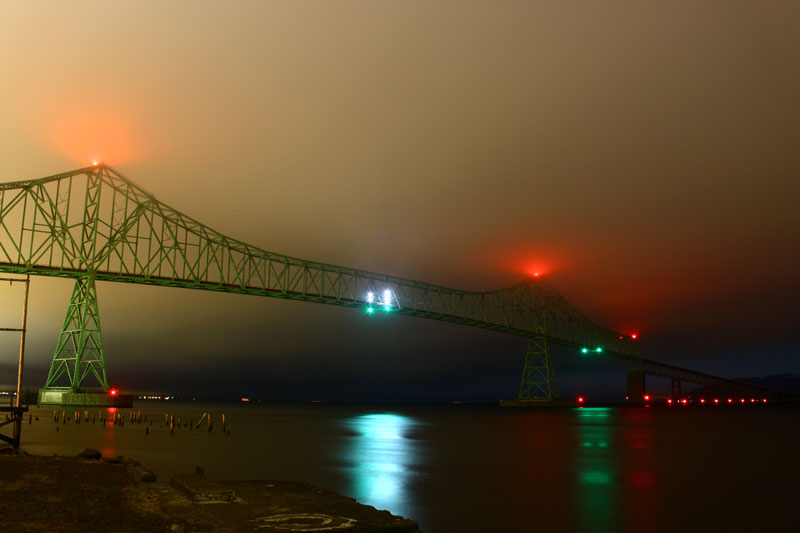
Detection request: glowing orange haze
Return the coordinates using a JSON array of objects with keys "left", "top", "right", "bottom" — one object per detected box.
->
[{"left": 50, "top": 111, "right": 137, "bottom": 167}]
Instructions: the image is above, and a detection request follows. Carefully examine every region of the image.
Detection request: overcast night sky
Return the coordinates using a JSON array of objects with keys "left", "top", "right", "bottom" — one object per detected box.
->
[{"left": 1, "top": 1, "right": 798, "bottom": 401}]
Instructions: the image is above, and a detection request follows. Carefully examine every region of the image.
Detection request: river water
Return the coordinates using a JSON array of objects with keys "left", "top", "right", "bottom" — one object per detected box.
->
[{"left": 14, "top": 402, "right": 799, "bottom": 532}]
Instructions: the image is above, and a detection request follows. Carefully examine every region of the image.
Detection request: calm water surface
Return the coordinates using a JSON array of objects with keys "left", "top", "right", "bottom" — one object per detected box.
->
[{"left": 16, "top": 403, "right": 799, "bottom": 532}]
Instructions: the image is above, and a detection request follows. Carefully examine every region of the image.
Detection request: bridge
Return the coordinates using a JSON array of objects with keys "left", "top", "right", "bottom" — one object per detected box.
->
[{"left": 0, "top": 165, "right": 792, "bottom": 405}]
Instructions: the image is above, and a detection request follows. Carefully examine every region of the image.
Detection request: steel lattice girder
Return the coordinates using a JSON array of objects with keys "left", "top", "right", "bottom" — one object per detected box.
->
[
  {"left": 0, "top": 166, "right": 636, "bottom": 348},
  {"left": 0, "top": 165, "right": 795, "bottom": 400},
  {"left": 45, "top": 275, "right": 108, "bottom": 390},
  {"left": 518, "top": 334, "right": 560, "bottom": 400}
]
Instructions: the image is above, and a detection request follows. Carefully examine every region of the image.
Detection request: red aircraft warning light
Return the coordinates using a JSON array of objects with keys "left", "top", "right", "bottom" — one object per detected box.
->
[
  {"left": 667, "top": 399, "right": 673, "bottom": 405},
  {"left": 577, "top": 396, "right": 585, "bottom": 404},
  {"left": 714, "top": 398, "right": 719, "bottom": 404},
  {"left": 763, "top": 399, "right": 768, "bottom": 404},
  {"left": 643, "top": 394, "right": 650, "bottom": 402},
  {"left": 740, "top": 398, "right": 746, "bottom": 404},
  {"left": 110, "top": 388, "right": 118, "bottom": 396},
  {"left": 728, "top": 398, "right": 733, "bottom": 404},
  {"left": 631, "top": 333, "right": 638, "bottom": 340},
  {"left": 700, "top": 398, "right": 706, "bottom": 404},
  {"left": 681, "top": 399, "right": 688, "bottom": 405}
]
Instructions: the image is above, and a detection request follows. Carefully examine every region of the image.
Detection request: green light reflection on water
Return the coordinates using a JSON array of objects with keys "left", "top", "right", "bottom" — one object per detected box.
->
[
  {"left": 575, "top": 407, "right": 619, "bottom": 530},
  {"left": 343, "top": 413, "right": 415, "bottom": 513}
]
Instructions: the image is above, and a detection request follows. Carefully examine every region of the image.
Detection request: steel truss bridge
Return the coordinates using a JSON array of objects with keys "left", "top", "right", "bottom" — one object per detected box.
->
[{"left": 0, "top": 165, "right": 792, "bottom": 402}]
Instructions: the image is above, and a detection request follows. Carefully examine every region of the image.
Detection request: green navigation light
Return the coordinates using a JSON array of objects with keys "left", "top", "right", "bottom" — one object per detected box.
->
[
  {"left": 384, "top": 306, "right": 391, "bottom": 312},
  {"left": 367, "top": 307, "right": 374, "bottom": 314},
  {"left": 595, "top": 347, "right": 603, "bottom": 353},
  {"left": 581, "top": 348, "right": 589, "bottom": 354}
]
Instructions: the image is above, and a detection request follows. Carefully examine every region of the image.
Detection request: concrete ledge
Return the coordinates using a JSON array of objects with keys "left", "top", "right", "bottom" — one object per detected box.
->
[{"left": 38, "top": 389, "right": 133, "bottom": 407}]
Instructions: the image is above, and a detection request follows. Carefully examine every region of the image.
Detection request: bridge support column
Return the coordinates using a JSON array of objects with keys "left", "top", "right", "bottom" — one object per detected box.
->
[
  {"left": 517, "top": 333, "right": 560, "bottom": 401},
  {"left": 44, "top": 275, "right": 108, "bottom": 390},
  {"left": 40, "top": 276, "right": 129, "bottom": 406},
  {"left": 627, "top": 370, "right": 646, "bottom": 405},
  {"left": 671, "top": 378, "right": 682, "bottom": 400}
]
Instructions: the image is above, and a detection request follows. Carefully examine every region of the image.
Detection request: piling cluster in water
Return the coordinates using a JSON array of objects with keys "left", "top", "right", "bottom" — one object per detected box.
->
[{"left": 44, "top": 409, "right": 231, "bottom": 436}]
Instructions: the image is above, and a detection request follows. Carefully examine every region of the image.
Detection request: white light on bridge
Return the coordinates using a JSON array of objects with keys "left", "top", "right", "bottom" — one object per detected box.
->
[
  {"left": 383, "top": 289, "right": 392, "bottom": 306},
  {"left": 366, "top": 292, "right": 375, "bottom": 304}
]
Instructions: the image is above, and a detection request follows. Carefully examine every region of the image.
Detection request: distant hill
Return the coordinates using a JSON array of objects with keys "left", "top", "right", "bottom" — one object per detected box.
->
[
  {"left": 687, "top": 373, "right": 800, "bottom": 398},
  {"left": 734, "top": 373, "right": 800, "bottom": 395}
]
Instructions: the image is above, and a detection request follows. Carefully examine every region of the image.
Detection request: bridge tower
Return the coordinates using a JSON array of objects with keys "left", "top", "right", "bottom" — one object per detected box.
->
[
  {"left": 35, "top": 168, "right": 131, "bottom": 406},
  {"left": 44, "top": 275, "right": 108, "bottom": 391},
  {"left": 517, "top": 330, "right": 560, "bottom": 401},
  {"left": 39, "top": 274, "right": 131, "bottom": 406}
]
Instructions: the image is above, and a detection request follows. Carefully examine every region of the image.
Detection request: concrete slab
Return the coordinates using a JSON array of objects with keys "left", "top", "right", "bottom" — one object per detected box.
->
[
  {"left": 38, "top": 389, "right": 133, "bottom": 407},
  {"left": 161, "top": 472, "right": 420, "bottom": 532},
  {"left": 170, "top": 472, "right": 237, "bottom": 503}
]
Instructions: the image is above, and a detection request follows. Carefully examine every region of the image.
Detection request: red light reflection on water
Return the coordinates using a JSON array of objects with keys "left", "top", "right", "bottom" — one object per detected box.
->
[
  {"left": 621, "top": 409, "right": 658, "bottom": 529},
  {"left": 101, "top": 407, "right": 119, "bottom": 457},
  {"left": 629, "top": 470, "right": 656, "bottom": 488}
]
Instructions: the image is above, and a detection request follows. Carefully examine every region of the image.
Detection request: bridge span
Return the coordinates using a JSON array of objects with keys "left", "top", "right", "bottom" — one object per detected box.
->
[{"left": 0, "top": 165, "right": 793, "bottom": 404}]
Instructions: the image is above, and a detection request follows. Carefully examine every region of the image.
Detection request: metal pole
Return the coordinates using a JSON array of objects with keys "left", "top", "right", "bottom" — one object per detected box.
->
[{"left": 13, "top": 275, "right": 30, "bottom": 448}]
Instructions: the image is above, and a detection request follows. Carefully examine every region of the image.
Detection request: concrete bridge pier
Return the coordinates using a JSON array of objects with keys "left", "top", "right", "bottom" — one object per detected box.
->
[
  {"left": 626, "top": 370, "right": 646, "bottom": 405},
  {"left": 671, "top": 378, "right": 682, "bottom": 400}
]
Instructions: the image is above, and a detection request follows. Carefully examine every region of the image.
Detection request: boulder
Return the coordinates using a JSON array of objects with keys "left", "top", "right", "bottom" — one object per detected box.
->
[{"left": 77, "top": 448, "right": 102, "bottom": 460}]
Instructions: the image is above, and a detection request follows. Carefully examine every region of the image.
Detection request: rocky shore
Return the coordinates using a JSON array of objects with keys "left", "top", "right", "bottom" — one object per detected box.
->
[{"left": 0, "top": 448, "right": 420, "bottom": 532}]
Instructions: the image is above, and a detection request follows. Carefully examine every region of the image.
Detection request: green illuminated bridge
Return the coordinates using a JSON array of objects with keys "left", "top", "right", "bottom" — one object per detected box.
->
[{"left": 0, "top": 165, "right": 792, "bottom": 403}]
